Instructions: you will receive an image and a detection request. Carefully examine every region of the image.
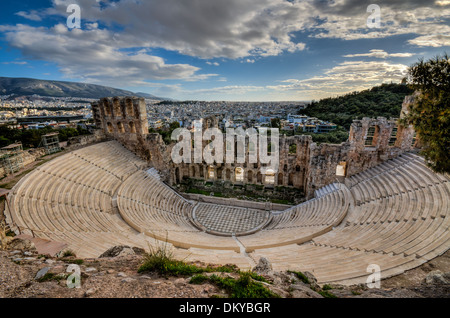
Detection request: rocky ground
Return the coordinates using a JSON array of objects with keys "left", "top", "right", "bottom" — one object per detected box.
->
[{"left": 0, "top": 238, "right": 449, "bottom": 299}]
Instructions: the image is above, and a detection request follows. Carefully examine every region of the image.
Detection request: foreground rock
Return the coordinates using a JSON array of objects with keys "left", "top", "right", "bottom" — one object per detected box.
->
[
  {"left": 252, "top": 257, "right": 272, "bottom": 275},
  {"left": 425, "top": 271, "right": 448, "bottom": 285},
  {"left": 99, "top": 246, "right": 146, "bottom": 258},
  {"left": 6, "top": 238, "right": 37, "bottom": 253}
]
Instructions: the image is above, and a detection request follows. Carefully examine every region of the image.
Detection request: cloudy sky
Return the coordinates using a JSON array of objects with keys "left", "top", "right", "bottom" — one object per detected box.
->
[{"left": 0, "top": 0, "right": 449, "bottom": 101}]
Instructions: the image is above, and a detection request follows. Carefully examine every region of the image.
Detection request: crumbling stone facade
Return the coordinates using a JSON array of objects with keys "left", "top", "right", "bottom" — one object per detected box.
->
[{"left": 91, "top": 95, "right": 418, "bottom": 200}]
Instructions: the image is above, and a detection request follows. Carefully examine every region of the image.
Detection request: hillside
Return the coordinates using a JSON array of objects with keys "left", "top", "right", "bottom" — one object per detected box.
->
[
  {"left": 300, "top": 83, "right": 415, "bottom": 129},
  {"left": 0, "top": 77, "right": 166, "bottom": 100}
]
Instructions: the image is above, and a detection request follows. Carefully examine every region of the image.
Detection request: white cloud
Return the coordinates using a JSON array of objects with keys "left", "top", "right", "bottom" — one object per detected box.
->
[
  {"left": 408, "top": 34, "right": 450, "bottom": 47},
  {"left": 37, "top": 0, "right": 310, "bottom": 59},
  {"left": 2, "top": 61, "right": 28, "bottom": 65},
  {"left": 343, "top": 49, "right": 415, "bottom": 59},
  {"left": 0, "top": 23, "right": 213, "bottom": 87},
  {"left": 15, "top": 10, "right": 43, "bottom": 22},
  {"left": 435, "top": 0, "right": 450, "bottom": 6},
  {"left": 3, "top": 0, "right": 449, "bottom": 101},
  {"left": 8, "top": 0, "right": 450, "bottom": 64},
  {"left": 267, "top": 60, "right": 409, "bottom": 99},
  {"left": 183, "top": 85, "right": 266, "bottom": 96}
]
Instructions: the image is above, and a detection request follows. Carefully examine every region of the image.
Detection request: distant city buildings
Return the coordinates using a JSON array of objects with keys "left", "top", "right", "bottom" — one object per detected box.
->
[
  {"left": 0, "top": 94, "right": 94, "bottom": 129},
  {"left": 146, "top": 100, "right": 337, "bottom": 135},
  {"left": 1, "top": 95, "right": 338, "bottom": 135},
  {"left": 286, "top": 114, "right": 337, "bottom": 134},
  {"left": 146, "top": 100, "right": 336, "bottom": 134}
]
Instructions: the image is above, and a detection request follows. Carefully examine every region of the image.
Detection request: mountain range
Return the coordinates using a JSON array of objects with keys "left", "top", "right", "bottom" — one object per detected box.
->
[{"left": 0, "top": 77, "right": 167, "bottom": 100}]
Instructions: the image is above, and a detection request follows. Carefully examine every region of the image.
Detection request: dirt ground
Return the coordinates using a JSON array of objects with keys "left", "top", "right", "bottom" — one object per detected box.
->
[{"left": 0, "top": 244, "right": 448, "bottom": 299}]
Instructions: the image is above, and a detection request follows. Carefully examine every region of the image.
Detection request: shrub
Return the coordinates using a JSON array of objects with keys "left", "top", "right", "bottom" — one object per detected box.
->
[
  {"left": 138, "top": 242, "right": 204, "bottom": 277},
  {"left": 62, "top": 250, "right": 76, "bottom": 257},
  {"left": 209, "top": 272, "right": 279, "bottom": 299},
  {"left": 189, "top": 274, "right": 209, "bottom": 285}
]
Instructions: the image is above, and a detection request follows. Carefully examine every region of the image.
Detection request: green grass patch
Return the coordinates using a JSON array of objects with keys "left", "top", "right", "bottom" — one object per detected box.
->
[
  {"left": 185, "top": 188, "right": 211, "bottom": 196},
  {"left": 37, "top": 273, "right": 68, "bottom": 283},
  {"left": 63, "top": 259, "right": 83, "bottom": 265},
  {"left": 322, "top": 284, "right": 333, "bottom": 291},
  {"left": 139, "top": 243, "right": 275, "bottom": 298},
  {"left": 139, "top": 256, "right": 204, "bottom": 277},
  {"left": 288, "top": 270, "right": 310, "bottom": 285},
  {"left": 209, "top": 272, "right": 279, "bottom": 299},
  {"left": 205, "top": 264, "right": 238, "bottom": 273},
  {"left": 317, "top": 290, "right": 337, "bottom": 298},
  {"left": 61, "top": 250, "right": 76, "bottom": 257},
  {"left": 138, "top": 244, "right": 204, "bottom": 277},
  {"left": 270, "top": 199, "right": 293, "bottom": 205},
  {"left": 246, "top": 271, "right": 270, "bottom": 283},
  {"left": 139, "top": 240, "right": 277, "bottom": 299},
  {"left": 189, "top": 274, "right": 210, "bottom": 285}
]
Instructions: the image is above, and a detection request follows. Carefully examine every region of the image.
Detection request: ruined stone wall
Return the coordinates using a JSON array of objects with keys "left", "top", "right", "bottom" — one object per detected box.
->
[
  {"left": 67, "top": 129, "right": 106, "bottom": 148},
  {"left": 92, "top": 96, "right": 149, "bottom": 140},
  {"left": 91, "top": 95, "right": 419, "bottom": 200},
  {"left": 0, "top": 148, "right": 46, "bottom": 178},
  {"left": 168, "top": 134, "right": 312, "bottom": 191}
]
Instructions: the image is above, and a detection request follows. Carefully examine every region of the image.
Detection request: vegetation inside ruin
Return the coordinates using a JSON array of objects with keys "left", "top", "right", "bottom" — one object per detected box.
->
[
  {"left": 181, "top": 179, "right": 302, "bottom": 205},
  {"left": 0, "top": 124, "right": 91, "bottom": 149},
  {"left": 300, "top": 127, "right": 349, "bottom": 144},
  {"left": 282, "top": 126, "right": 349, "bottom": 144},
  {"left": 148, "top": 121, "right": 180, "bottom": 145},
  {"left": 299, "top": 83, "right": 414, "bottom": 130}
]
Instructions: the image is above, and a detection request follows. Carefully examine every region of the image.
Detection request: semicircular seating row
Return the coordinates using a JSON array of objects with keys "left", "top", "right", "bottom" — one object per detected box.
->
[
  {"left": 6, "top": 142, "right": 449, "bottom": 285},
  {"left": 116, "top": 170, "right": 350, "bottom": 252},
  {"left": 250, "top": 153, "right": 450, "bottom": 285}
]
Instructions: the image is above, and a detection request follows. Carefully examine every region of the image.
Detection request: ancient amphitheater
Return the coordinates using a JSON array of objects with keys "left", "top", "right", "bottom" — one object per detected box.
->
[{"left": 4, "top": 138, "right": 450, "bottom": 286}]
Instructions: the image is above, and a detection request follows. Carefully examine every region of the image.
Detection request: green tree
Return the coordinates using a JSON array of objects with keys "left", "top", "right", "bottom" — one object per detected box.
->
[
  {"left": 271, "top": 118, "right": 281, "bottom": 129},
  {"left": 405, "top": 54, "right": 450, "bottom": 174},
  {"left": 299, "top": 83, "right": 413, "bottom": 129}
]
